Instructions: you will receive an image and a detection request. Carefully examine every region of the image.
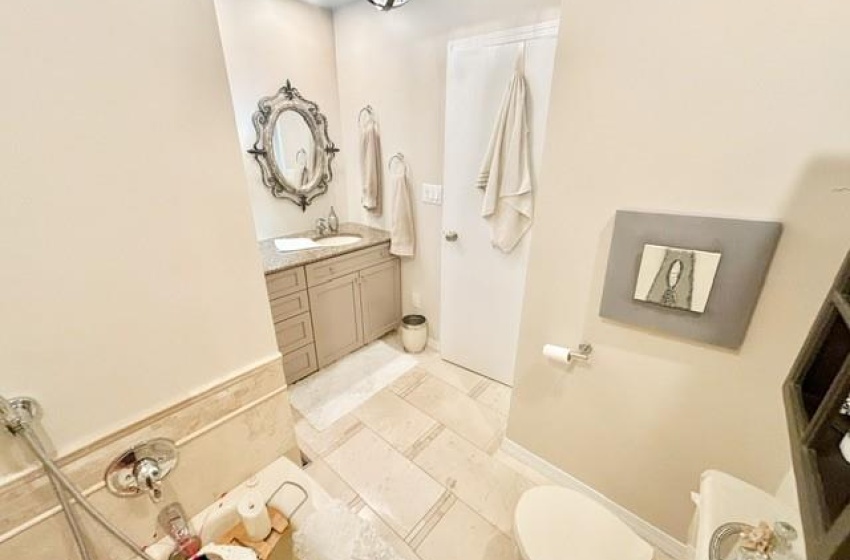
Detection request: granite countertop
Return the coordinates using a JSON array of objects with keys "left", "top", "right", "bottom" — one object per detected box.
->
[{"left": 259, "top": 222, "right": 391, "bottom": 275}]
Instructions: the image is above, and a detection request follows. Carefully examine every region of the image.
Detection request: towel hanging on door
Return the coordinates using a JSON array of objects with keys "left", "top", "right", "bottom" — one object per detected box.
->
[{"left": 475, "top": 50, "right": 534, "bottom": 253}]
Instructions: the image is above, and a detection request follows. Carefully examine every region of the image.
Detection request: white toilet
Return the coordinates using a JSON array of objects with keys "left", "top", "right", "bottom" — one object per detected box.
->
[{"left": 514, "top": 486, "right": 654, "bottom": 560}]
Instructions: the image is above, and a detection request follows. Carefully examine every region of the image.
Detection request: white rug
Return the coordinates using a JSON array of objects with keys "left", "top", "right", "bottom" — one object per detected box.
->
[{"left": 290, "top": 341, "right": 417, "bottom": 431}]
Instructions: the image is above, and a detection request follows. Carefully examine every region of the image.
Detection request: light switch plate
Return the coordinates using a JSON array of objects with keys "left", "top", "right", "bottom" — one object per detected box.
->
[{"left": 422, "top": 183, "right": 443, "bottom": 205}]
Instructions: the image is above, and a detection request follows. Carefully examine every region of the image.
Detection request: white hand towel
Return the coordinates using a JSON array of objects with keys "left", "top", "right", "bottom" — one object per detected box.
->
[
  {"left": 360, "top": 118, "right": 383, "bottom": 215},
  {"left": 476, "top": 65, "right": 534, "bottom": 253},
  {"left": 390, "top": 166, "right": 415, "bottom": 257}
]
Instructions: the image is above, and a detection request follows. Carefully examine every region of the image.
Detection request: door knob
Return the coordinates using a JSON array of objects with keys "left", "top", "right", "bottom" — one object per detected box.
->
[{"left": 444, "top": 231, "right": 459, "bottom": 242}]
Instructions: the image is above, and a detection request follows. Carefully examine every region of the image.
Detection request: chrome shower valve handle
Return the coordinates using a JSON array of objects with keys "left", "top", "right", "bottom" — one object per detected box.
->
[
  {"left": 134, "top": 457, "right": 165, "bottom": 502},
  {"left": 105, "top": 438, "right": 178, "bottom": 503}
]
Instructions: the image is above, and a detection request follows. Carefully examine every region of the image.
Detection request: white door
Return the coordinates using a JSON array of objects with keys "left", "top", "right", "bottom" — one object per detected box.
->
[{"left": 440, "top": 23, "right": 559, "bottom": 386}]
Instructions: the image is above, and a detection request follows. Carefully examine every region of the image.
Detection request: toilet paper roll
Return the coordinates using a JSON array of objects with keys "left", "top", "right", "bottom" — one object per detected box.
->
[
  {"left": 543, "top": 344, "right": 572, "bottom": 364},
  {"left": 237, "top": 490, "right": 272, "bottom": 542}
]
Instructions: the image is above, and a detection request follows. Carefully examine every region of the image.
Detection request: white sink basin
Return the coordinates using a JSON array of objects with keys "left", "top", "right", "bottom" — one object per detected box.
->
[
  {"left": 274, "top": 234, "right": 363, "bottom": 252},
  {"left": 315, "top": 235, "right": 362, "bottom": 247},
  {"left": 274, "top": 238, "right": 316, "bottom": 252}
]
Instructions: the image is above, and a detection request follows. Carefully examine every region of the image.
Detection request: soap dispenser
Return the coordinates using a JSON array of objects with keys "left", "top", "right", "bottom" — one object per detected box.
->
[{"left": 328, "top": 206, "right": 339, "bottom": 233}]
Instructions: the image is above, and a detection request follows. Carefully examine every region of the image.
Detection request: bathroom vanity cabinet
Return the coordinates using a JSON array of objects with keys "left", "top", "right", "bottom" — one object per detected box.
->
[
  {"left": 784, "top": 249, "right": 850, "bottom": 560},
  {"left": 264, "top": 241, "right": 402, "bottom": 384}
]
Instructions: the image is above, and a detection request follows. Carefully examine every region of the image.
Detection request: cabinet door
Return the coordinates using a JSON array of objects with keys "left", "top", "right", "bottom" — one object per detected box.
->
[
  {"left": 360, "top": 259, "right": 402, "bottom": 344},
  {"left": 309, "top": 272, "right": 364, "bottom": 368}
]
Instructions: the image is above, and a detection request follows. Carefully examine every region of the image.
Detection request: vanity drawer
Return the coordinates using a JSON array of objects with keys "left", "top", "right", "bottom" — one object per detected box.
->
[
  {"left": 306, "top": 243, "right": 392, "bottom": 286},
  {"left": 270, "top": 290, "right": 310, "bottom": 324},
  {"left": 266, "top": 267, "right": 307, "bottom": 300},
  {"left": 275, "top": 312, "right": 315, "bottom": 355},
  {"left": 282, "top": 343, "right": 318, "bottom": 385}
]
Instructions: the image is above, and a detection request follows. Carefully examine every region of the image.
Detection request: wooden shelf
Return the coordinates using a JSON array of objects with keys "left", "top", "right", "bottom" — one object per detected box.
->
[
  {"left": 799, "top": 310, "right": 850, "bottom": 435},
  {"left": 784, "top": 250, "right": 850, "bottom": 560},
  {"left": 833, "top": 290, "right": 850, "bottom": 328}
]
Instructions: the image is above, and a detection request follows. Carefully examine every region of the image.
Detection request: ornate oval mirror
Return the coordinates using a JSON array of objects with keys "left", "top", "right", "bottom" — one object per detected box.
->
[{"left": 249, "top": 81, "right": 339, "bottom": 211}]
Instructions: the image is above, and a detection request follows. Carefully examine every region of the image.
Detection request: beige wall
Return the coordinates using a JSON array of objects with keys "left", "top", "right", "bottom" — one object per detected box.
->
[
  {"left": 509, "top": 0, "right": 850, "bottom": 541},
  {"left": 332, "top": 0, "right": 562, "bottom": 339},
  {"left": 214, "top": 0, "right": 349, "bottom": 240},
  {"left": 0, "top": 0, "right": 280, "bottom": 481}
]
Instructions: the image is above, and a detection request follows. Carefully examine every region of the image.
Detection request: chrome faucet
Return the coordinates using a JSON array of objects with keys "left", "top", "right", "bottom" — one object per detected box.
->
[
  {"left": 315, "top": 217, "right": 330, "bottom": 237},
  {"left": 315, "top": 207, "right": 340, "bottom": 237}
]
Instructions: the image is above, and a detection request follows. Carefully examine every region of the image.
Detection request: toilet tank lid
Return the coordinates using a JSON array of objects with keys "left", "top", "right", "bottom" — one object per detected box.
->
[
  {"left": 515, "top": 486, "right": 653, "bottom": 560},
  {"left": 693, "top": 471, "right": 806, "bottom": 560}
]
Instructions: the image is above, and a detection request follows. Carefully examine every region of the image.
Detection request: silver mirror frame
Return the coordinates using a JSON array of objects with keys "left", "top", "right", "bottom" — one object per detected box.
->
[{"left": 249, "top": 81, "right": 339, "bottom": 211}]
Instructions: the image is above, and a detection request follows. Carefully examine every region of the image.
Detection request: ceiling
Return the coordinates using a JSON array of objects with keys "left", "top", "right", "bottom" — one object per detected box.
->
[{"left": 299, "top": 0, "right": 359, "bottom": 8}]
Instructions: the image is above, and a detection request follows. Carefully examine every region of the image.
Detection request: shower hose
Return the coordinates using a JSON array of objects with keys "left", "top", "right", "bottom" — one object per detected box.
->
[{"left": 9, "top": 423, "right": 157, "bottom": 560}]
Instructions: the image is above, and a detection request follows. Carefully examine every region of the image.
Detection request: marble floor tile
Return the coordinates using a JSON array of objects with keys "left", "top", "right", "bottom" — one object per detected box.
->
[
  {"left": 404, "top": 489, "right": 456, "bottom": 549},
  {"left": 294, "top": 411, "right": 362, "bottom": 457},
  {"left": 389, "top": 367, "right": 428, "bottom": 397},
  {"left": 475, "top": 381, "right": 512, "bottom": 416},
  {"left": 326, "top": 428, "right": 443, "bottom": 537},
  {"left": 293, "top": 343, "right": 572, "bottom": 560},
  {"left": 354, "top": 389, "right": 438, "bottom": 454},
  {"left": 418, "top": 357, "right": 486, "bottom": 394},
  {"left": 357, "top": 506, "right": 422, "bottom": 560},
  {"left": 404, "top": 376, "right": 504, "bottom": 452},
  {"left": 416, "top": 499, "right": 519, "bottom": 560},
  {"left": 303, "top": 457, "right": 358, "bottom": 506},
  {"left": 413, "top": 428, "right": 535, "bottom": 534},
  {"left": 492, "top": 448, "right": 555, "bottom": 487}
]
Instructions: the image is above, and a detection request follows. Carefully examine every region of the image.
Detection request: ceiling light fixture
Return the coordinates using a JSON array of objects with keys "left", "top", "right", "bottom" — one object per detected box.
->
[{"left": 365, "top": 0, "right": 411, "bottom": 11}]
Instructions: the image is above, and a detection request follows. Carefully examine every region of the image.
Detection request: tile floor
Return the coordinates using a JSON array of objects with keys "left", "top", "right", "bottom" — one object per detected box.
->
[{"left": 294, "top": 340, "right": 669, "bottom": 560}]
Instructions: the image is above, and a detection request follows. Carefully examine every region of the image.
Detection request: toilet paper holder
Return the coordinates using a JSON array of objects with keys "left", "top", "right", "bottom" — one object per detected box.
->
[
  {"left": 570, "top": 344, "right": 594, "bottom": 362},
  {"left": 543, "top": 343, "right": 594, "bottom": 364}
]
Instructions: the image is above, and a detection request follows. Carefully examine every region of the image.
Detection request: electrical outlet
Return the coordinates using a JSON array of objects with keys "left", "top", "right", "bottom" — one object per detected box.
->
[
  {"left": 422, "top": 183, "right": 443, "bottom": 205},
  {"left": 411, "top": 292, "right": 422, "bottom": 309}
]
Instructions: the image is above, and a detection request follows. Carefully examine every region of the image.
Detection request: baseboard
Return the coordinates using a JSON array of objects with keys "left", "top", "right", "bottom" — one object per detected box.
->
[{"left": 501, "top": 438, "right": 688, "bottom": 560}]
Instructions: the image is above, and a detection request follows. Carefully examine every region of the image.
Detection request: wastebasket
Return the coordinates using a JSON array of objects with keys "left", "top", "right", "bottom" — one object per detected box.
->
[{"left": 401, "top": 315, "right": 428, "bottom": 353}]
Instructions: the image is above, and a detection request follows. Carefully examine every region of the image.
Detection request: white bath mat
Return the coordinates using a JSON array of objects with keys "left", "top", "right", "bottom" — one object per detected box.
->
[{"left": 289, "top": 341, "right": 417, "bottom": 431}]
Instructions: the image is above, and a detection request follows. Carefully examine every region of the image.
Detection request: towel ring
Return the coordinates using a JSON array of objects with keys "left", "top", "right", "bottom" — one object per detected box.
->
[
  {"left": 295, "top": 148, "right": 308, "bottom": 167},
  {"left": 358, "top": 105, "right": 375, "bottom": 126},
  {"left": 389, "top": 153, "right": 408, "bottom": 174}
]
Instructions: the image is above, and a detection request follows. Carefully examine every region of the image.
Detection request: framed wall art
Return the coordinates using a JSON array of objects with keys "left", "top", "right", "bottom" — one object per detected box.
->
[{"left": 599, "top": 211, "right": 782, "bottom": 349}]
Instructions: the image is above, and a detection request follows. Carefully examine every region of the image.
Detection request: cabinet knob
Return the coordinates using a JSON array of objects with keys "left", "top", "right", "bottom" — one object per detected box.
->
[{"left": 444, "top": 231, "right": 459, "bottom": 242}]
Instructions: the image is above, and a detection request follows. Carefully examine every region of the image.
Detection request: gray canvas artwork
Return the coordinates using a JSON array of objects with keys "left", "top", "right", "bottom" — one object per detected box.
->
[
  {"left": 599, "top": 211, "right": 782, "bottom": 349},
  {"left": 633, "top": 245, "right": 722, "bottom": 313}
]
